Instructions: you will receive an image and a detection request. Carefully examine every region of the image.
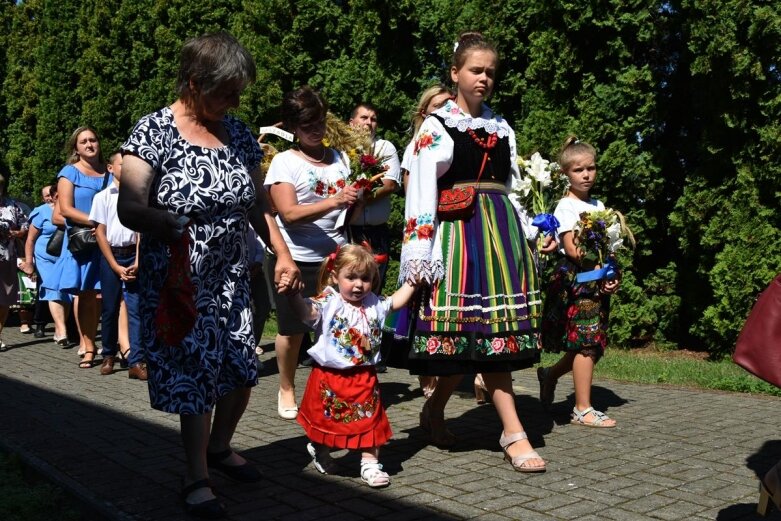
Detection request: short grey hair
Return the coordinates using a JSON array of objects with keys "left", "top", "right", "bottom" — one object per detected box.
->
[{"left": 176, "top": 32, "right": 256, "bottom": 103}]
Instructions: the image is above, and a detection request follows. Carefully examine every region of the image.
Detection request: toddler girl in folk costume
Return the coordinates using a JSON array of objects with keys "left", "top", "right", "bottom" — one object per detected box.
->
[
  {"left": 538, "top": 136, "right": 622, "bottom": 427},
  {"left": 284, "top": 243, "right": 416, "bottom": 487}
]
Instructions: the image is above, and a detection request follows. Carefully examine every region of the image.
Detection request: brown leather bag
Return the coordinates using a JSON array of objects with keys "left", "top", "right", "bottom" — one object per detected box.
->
[{"left": 732, "top": 274, "right": 781, "bottom": 388}]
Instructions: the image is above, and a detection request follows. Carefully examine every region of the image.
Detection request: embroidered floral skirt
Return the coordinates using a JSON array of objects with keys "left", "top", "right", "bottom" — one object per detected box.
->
[
  {"left": 541, "top": 258, "right": 610, "bottom": 358},
  {"left": 400, "top": 191, "right": 542, "bottom": 376},
  {"left": 297, "top": 365, "right": 392, "bottom": 450}
]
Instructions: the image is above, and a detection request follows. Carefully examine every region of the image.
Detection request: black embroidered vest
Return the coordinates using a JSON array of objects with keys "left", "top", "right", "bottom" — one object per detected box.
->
[{"left": 431, "top": 113, "right": 512, "bottom": 190}]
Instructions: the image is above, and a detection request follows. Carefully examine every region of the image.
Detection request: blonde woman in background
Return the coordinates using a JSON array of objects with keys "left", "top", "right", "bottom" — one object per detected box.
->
[{"left": 400, "top": 84, "right": 453, "bottom": 193}]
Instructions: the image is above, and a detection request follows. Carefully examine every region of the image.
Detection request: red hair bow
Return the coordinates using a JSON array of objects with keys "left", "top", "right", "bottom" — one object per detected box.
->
[
  {"left": 326, "top": 245, "right": 340, "bottom": 272},
  {"left": 359, "top": 240, "right": 388, "bottom": 265}
]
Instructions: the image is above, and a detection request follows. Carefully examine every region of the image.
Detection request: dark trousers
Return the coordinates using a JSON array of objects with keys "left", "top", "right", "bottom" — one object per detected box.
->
[{"left": 99, "top": 252, "right": 142, "bottom": 366}]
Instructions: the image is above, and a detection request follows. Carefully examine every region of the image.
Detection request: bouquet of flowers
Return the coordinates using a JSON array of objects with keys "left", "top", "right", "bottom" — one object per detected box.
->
[
  {"left": 572, "top": 208, "right": 634, "bottom": 283},
  {"left": 323, "top": 113, "right": 387, "bottom": 194},
  {"left": 510, "top": 152, "right": 569, "bottom": 239}
]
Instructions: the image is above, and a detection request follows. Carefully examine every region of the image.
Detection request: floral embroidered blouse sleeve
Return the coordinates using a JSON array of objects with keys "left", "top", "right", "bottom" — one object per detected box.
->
[{"left": 399, "top": 114, "right": 454, "bottom": 285}]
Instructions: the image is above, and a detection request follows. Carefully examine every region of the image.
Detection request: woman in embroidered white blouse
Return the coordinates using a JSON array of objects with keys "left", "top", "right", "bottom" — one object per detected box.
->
[
  {"left": 399, "top": 32, "right": 546, "bottom": 472},
  {"left": 264, "top": 86, "right": 359, "bottom": 421}
]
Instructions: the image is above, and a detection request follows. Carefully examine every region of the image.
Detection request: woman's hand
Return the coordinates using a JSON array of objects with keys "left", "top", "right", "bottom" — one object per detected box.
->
[
  {"left": 335, "top": 185, "right": 359, "bottom": 208},
  {"left": 20, "top": 259, "right": 34, "bottom": 277},
  {"left": 9, "top": 228, "right": 26, "bottom": 239},
  {"left": 274, "top": 254, "right": 303, "bottom": 295}
]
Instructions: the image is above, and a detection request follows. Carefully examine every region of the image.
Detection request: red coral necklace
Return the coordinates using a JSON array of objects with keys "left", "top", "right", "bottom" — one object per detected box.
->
[{"left": 466, "top": 128, "right": 498, "bottom": 150}]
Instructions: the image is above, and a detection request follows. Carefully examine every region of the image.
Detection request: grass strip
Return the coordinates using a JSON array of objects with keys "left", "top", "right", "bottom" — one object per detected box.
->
[
  {"left": 540, "top": 350, "right": 781, "bottom": 397},
  {"left": 0, "top": 453, "right": 81, "bottom": 521}
]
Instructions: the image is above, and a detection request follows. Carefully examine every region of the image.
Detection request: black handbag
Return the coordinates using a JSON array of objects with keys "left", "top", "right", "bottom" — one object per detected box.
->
[
  {"left": 45, "top": 228, "right": 65, "bottom": 256},
  {"left": 66, "top": 225, "right": 97, "bottom": 254}
]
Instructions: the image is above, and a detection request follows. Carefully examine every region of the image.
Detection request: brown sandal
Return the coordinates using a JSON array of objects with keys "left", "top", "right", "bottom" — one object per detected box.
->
[{"left": 419, "top": 401, "right": 456, "bottom": 448}]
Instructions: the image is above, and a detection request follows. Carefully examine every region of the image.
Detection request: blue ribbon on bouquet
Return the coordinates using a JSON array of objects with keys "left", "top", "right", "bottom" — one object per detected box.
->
[
  {"left": 576, "top": 257, "right": 619, "bottom": 283},
  {"left": 532, "top": 213, "right": 560, "bottom": 237}
]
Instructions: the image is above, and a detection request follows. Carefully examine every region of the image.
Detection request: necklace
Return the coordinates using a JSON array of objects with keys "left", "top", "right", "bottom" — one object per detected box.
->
[
  {"left": 299, "top": 147, "right": 327, "bottom": 163},
  {"left": 466, "top": 128, "right": 498, "bottom": 150}
]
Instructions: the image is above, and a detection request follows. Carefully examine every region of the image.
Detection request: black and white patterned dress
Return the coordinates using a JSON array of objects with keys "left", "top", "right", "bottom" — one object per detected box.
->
[{"left": 122, "top": 107, "right": 262, "bottom": 415}]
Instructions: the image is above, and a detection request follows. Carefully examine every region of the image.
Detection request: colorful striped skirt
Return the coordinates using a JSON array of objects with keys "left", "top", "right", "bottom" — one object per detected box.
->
[{"left": 401, "top": 189, "right": 542, "bottom": 375}]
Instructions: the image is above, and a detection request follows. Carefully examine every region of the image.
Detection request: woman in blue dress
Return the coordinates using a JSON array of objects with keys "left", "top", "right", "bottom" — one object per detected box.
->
[
  {"left": 53, "top": 126, "right": 109, "bottom": 368},
  {"left": 21, "top": 183, "right": 72, "bottom": 346}
]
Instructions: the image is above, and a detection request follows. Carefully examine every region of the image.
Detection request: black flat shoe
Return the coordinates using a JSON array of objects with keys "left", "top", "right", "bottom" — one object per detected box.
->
[
  {"left": 206, "top": 449, "right": 262, "bottom": 483},
  {"left": 181, "top": 479, "right": 226, "bottom": 519}
]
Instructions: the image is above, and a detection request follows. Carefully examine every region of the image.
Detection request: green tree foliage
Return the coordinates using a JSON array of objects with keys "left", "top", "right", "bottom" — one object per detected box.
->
[{"left": 0, "top": 0, "right": 777, "bottom": 354}]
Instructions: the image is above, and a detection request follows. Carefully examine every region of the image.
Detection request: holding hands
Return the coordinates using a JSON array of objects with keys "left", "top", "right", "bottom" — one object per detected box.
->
[
  {"left": 275, "top": 256, "right": 303, "bottom": 295},
  {"left": 119, "top": 264, "right": 138, "bottom": 282}
]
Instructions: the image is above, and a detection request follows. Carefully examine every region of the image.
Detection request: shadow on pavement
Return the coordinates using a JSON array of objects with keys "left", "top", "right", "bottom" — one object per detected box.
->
[{"left": 0, "top": 374, "right": 462, "bottom": 521}]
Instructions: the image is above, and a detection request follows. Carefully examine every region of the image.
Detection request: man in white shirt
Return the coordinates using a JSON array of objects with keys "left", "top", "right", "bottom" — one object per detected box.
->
[
  {"left": 89, "top": 152, "right": 146, "bottom": 380},
  {"left": 347, "top": 103, "right": 401, "bottom": 289}
]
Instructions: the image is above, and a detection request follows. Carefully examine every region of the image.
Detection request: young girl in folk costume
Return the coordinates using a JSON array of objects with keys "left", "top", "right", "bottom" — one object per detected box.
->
[
  {"left": 537, "top": 137, "right": 621, "bottom": 427},
  {"left": 286, "top": 243, "right": 416, "bottom": 487},
  {"left": 399, "top": 31, "right": 545, "bottom": 472}
]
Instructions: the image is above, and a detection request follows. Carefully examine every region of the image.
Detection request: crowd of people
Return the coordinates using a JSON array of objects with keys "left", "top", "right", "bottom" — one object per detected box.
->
[{"left": 2, "top": 31, "right": 630, "bottom": 519}]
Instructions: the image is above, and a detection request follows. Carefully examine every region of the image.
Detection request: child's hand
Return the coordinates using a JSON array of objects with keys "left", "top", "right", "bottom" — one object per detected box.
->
[
  {"left": 539, "top": 235, "right": 558, "bottom": 254},
  {"left": 600, "top": 277, "right": 620, "bottom": 294},
  {"left": 277, "top": 273, "right": 291, "bottom": 291}
]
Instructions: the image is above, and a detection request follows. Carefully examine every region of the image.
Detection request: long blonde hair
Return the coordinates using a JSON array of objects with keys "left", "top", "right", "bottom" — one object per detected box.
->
[
  {"left": 411, "top": 84, "right": 452, "bottom": 135},
  {"left": 317, "top": 243, "right": 381, "bottom": 294}
]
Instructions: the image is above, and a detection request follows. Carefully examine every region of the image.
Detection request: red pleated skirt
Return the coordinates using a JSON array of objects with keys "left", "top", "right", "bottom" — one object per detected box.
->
[{"left": 297, "top": 365, "right": 392, "bottom": 450}]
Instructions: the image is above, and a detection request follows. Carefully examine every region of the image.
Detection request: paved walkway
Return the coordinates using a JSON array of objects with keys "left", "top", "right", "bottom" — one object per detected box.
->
[{"left": 0, "top": 327, "right": 779, "bottom": 521}]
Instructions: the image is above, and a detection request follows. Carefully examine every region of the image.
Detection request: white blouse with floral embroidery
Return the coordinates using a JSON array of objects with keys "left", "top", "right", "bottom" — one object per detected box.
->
[
  {"left": 264, "top": 149, "right": 351, "bottom": 263},
  {"left": 304, "top": 286, "right": 393, "bottom": 370},
  {"left": 399, "top": 99, "right": 535, "bottom": 285}
]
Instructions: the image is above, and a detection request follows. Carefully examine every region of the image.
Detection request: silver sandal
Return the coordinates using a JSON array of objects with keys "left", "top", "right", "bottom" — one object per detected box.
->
[
  {"left": 499, "top": 432, "right": 546, "bottom": 473},
  {"left": 570, "top": 406, "right": 616, "bottom": 428}
]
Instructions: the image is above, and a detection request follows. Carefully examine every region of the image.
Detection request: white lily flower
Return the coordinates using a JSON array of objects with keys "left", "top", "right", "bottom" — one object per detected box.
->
[
  {"left": 525, "top": 152, "right": 552, "bottom": 187},
  {"left": 512, "top": 175, "right": 532, "bottom": 197},
  {"left": 607, "top": 222, "right": 624, "bottom": 252}
]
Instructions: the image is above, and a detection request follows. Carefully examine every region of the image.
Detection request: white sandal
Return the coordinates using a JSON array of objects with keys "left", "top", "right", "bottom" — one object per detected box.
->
[
  {"left": 499, "top": 432, "right": 546, "bottom": 473},
  {"left": 306, "top": 443, "right": 336, "bottom": 474},
  {"left": 570, "top": 406, "right": 616, "bottom": 428},
  {"left": 360, "top": 460, "right": 390, "bottom": 488}
]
